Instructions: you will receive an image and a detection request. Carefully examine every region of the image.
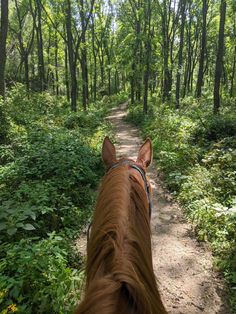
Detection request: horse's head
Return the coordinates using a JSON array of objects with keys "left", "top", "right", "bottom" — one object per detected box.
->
[
  {"left": 78, "top": 137, "right": 167, "bottom": 314},
  {"left": 102, "top": 136, "right": 153, "bottom": 216}
]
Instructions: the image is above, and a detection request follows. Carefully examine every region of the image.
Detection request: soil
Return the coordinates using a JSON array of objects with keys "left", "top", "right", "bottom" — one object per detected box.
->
[{"left": 76, "top": 103, "right": 230, "bottom": 314}]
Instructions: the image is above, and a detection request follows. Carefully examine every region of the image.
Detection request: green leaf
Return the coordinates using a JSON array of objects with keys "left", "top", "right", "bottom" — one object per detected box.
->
[
  {"left": 232, "top": 272, "right": 236, "bottom": 284},
  {"left": 23, "top": 223, "right": 36, "bottom": 231},
  {"left": 0, "top": 222, "right": 7, "bottom": 230},
  {"left": 29, "top": 212, "right": 36, "bottom": 220},
  {"left": 16, "top": 222, "right": 24, "bottom": 228},
  {"left": 7, "top": 227, "right": 17, "bottom": 235}
]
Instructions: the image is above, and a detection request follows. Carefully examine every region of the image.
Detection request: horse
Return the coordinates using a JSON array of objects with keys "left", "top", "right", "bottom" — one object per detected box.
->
[{"left": 76, "top": 137, "right": 167, "bottom": 314}]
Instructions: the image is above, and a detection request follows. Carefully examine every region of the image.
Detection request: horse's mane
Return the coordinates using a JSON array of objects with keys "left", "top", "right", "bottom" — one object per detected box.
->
[{"left": 76, "top": 164, "right": 166, "bottom": 314}]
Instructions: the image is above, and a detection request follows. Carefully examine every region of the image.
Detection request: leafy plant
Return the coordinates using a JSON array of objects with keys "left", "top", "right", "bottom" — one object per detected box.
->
[
  {"left": 0, "top": 234, "right": 84, "bottom": 313},
  {"left": 0, "top": 85, "right": 117, "bottom": 313}
]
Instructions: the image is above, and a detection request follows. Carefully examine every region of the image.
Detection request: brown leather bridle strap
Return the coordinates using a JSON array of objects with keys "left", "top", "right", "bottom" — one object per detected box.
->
[
  {"left": 109, "top": 160, "right": 152, "bottom": 217},
  {"left": 87, "top": 160, "right": 152, "bottom": 242}
]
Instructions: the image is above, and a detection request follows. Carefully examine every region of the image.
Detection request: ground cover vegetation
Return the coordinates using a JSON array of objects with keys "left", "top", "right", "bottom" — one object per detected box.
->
[
  {"left": 0, "top": 0, "right": 236, "bottom": 312},
  {"left": 0, "top": 86, "right": 126, "bottom": 313}
]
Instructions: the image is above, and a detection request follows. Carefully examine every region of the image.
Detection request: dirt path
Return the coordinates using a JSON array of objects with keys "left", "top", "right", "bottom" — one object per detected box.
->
[{"left": 76, "top": 103, "right": 230, "bottom": 314}]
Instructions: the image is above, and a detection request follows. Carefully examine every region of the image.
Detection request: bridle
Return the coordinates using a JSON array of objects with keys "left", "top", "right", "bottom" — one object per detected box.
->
[
  {"left": 87, "top": 160, "right": 153, "bottom": 242},
  {"left": 109, "top": 160, "right": 152, "bottom": 217}
]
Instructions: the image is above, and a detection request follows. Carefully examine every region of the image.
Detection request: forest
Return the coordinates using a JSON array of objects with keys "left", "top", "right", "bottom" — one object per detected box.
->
[{"left": 0, "top": 0, "right": 235, "bottom": 313}]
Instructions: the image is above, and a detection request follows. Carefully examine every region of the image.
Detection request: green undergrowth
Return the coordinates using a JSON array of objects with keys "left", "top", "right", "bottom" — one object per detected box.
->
[
  {"left": 0, "top": 84, "right": 127, "bottom": 313},
  {"left": 127, "top": 97, "right": 236, "bottom": 311}
]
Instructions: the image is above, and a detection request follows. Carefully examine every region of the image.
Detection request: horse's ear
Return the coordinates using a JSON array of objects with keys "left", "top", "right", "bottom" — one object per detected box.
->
[
  {"left": 102, "top": 136, "right": 117, "bottom": 168},
  {"left": 136, "top": 138, "right": 153, "bottom": 168}
]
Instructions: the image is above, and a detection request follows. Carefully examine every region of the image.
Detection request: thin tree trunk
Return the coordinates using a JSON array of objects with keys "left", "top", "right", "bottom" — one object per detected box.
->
[
  {"left": 47, "top": 26, "right": 52, "bottom": 89},
  {"left": 91, "top": 15, "right": 97, "bottom": 102},
  {"left": 230, "top": 15, "right": 236, "bottom": 98},
  {"left": 183, "top": 4, "right": 192, "bottom": 98},
  {"left": 230, "top": 46, "right": 236, "bottom": 98},
  {"left": 130, "top": 62, "right": 135, "bottom": 105},
  {"left": 100, "top": 50, "right": 105, "bottom": 88},
  {"left": 55, "top": 31, "right": 59, "bottom": 96},
  {"left": 143, "top": 0, "right": 152, "bottom": 114},
  {"left": 35, "top": 0, "right": 46, "bottom": 91},
  {"left": 176, "top": 0, "right": 186, "bottom": 108},
  {"left": 23, "top": 54, "right": 30, "bottom": 91},
  {"left": 64, "top": 45, "right": 70, "bottom": 101},
  {"left": 115, "top": 69, "right": 119, "bottom": 93},
  {"left": 196, "top": 0, "right": 208, "bottom": 98},
  {"left": 213, "top": 0, "right": 226, "bottom": 114},
  {"left": 162, "top": 19, "right": 170, "bottom": 101},
  {"left": 0, "top": 0, "right": 9, "bottom": 98},
  {"left": 80, "top": 0, "right": 89, "bottom": 110},
  {"left": 66, "top": 0, "right": 77, "bottom": 111}
]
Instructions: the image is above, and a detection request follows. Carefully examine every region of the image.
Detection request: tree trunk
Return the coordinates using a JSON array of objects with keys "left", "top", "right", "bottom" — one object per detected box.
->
[
  {"left": 130, "top": 62, "right": 135, "bottom": 105},
  {"left": 64, "top": 45, "right": 70, "bottom": 101},
  {"left": 35, "top": 0, "right": 46, "bottom": 91},
  {"left": 66, "top": 0, "right": 77, "bottom": 111},
  {"left": 183, "top": 1, "right": 194, "bottom": 97},
  {"left": 0, "top": 0, "right": 9, "bottom": 98},
  {"left": 99, "top": 49, "right": 105, "bottom": 88},
  {"left": 230, "top": 15, "right": 236, "bottom": 98},
  {"left": 55, "top": 31, "right": 59, "bottom": 96},
  {"left": 196, "top": 0, "right": 208, "bottom": 98},
  {"left": 80, "top": 0, "right": 89, "bottom": 110},
  {"left": 162, "top": 23, "right": 171, "bottom": 101},
  {"left": 230, "top": 46, "right": 236, "bottom": 98},
  {"left": 176, "top": 0, "right": 186, "bottom": 108},
  {"left": 213, "top": 0, "right": 226, "bottom": 114},
  {"left": 115, "top": 69, "right": 119, "bottom": 93},
  {"left": 91, "top": 14, "right": 97, "bottom": 102},
  {"left": 23, "top": 53, "right": 30, "bottom": 91},
  {"left": 143, "top": 0, "right": 152, "bottom": 114},
  {"left": 46, "top": 26, "right": 52, "bottom": 89}
]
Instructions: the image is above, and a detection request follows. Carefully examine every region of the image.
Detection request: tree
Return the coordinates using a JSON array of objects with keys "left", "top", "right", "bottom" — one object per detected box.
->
[
  {"left": 195, "top": 0, "right": 208, "bottom": 98},
  {"left": 157, "top": 0, "right": 180, "bottom": 101},
  {"left": 11, "top": 0, "right": 35, "bottom": 91},
  {"left": 35, "top": 0, "right": 46, "bottom": 91},
  {"left": 143, "top": 0, "right": 152, "bottom": 114},
  {"left": 213, "top": 0, "right": 227, "bottom": 114},
  {"left": 0, "top": 0, "right": 9, "bottom": 98},
  {"left": 65, "top": 0, "right": 77, "bottom": 111},
  {"left": 176, "top": 0, "right": 187, "bottom": 108},
  {"left": 79, "top": 0, "right": 89, "bottom": 109},
  {"left": 229, "top": 7, "right": 236, "bottom": 97}
]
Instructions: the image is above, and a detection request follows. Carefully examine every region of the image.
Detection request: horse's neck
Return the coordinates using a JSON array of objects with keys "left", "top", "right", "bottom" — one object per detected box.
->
[
  {"left": 86, "top": 169, "right": 131, "bottom": 275},
  {"left": 80, "top": 169, "right": 167, "bottom": 314}
]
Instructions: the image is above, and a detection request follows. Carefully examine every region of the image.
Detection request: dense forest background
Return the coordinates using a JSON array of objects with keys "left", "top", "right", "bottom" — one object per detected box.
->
[
  {"left": 0, "top": 0, "right": 236, "bottom": 313},
  {"left": 0, "top": 0, "right": 235, "bottom": 111}
]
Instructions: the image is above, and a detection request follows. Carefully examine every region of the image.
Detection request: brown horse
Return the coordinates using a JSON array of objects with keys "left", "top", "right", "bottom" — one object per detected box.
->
[{"left": 76, "top": 137, "right": 167, "bottom": 314}]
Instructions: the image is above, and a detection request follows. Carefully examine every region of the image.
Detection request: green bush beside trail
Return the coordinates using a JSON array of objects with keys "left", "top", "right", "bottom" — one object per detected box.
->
[{"left": 0, "top": 85, "right": 127, "bottom": 313}]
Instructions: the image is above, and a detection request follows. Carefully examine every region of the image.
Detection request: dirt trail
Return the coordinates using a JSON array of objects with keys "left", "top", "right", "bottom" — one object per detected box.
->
[{"left": 76, "top": 103, "right": 230, "bottom": 314}]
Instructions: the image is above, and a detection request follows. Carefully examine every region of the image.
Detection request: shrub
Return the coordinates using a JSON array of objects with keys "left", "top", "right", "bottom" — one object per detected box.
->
[
  {"left": 0, "top": 234, "right": 83, "bottom": 313},
  {"left": 192, "top": 114, "right": 236, "bottom": 144},
  {"left": 0, "top": 129, "right": 102, "bottom": 241},
  {"left": 0, "top": 84, "right": 116, "bottom": 313}
]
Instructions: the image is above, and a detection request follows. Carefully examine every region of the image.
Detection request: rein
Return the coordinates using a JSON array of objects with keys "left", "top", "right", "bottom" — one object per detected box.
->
[{"left": 87, "top": 160, "right": 152, "bottom": 242}]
